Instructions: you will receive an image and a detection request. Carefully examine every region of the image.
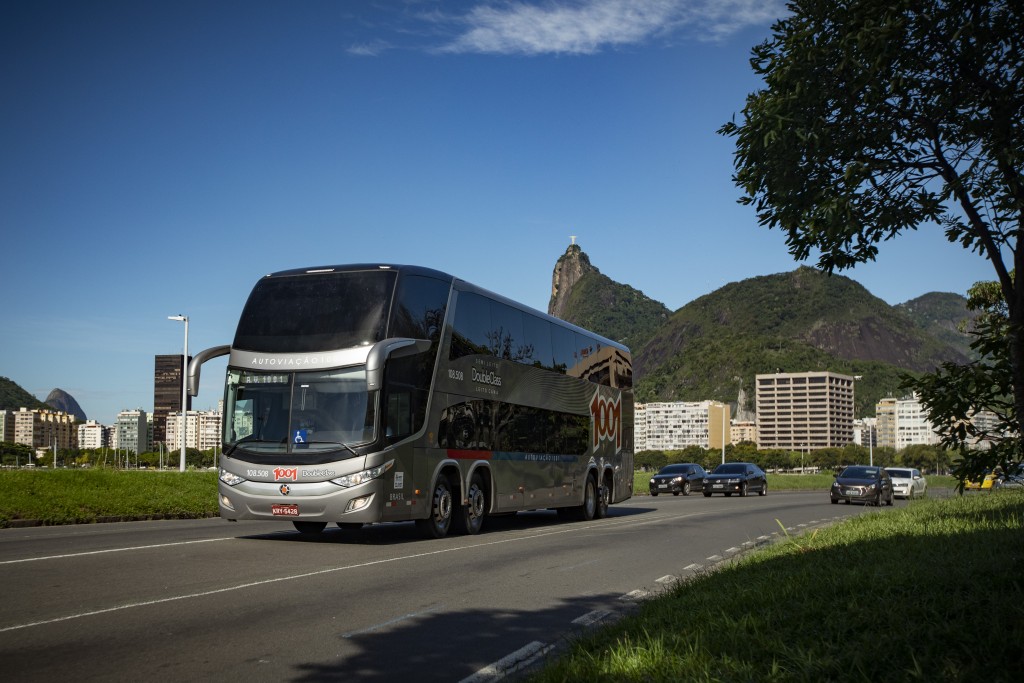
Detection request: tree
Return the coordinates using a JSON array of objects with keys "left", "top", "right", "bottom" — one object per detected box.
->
[
  {"left": 720, "top": 0, "right": 1024, "bottom": 475},
  {"left": 902, "top": 279, "right": 1019, "bottom": 484}
]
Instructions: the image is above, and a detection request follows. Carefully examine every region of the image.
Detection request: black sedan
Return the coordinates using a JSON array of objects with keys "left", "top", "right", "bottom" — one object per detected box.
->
[
  {"left": 649, "top": 463, "right": 708, "bottom": 496},
  {"left": 830, "top": 465, "right": 894, "bottom": 506},
  {"left": 702, "top": 462, "right": 768, "bottom": 497}
]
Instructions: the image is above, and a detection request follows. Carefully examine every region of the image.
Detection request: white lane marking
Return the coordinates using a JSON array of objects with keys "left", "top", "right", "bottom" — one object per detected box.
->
[
  {"left": 683, "top": 563, "right": 702, "bottom": 571},
  {"left": 0, "top": 537, "right": 232, "bottom": 565},
  {"left": 572, "top": 610, "right": 613, "bottom": 627},
  {"left": 656, "top": 575, "right": 676, "bottom": 584},
  {"left": 621, "top": 589, "right": 649, "bottom": 600},
  {"left": 341, "top": 606, "right": 442, "bottom": 638},
  {"left": 725, "top": 546, "right": 741, "bottom": 553},
  {"left": 459, "top": 641, "right": 553, "bottom": 683},
  {"left": 706, "top": 554, "right": 723, "bottom": 562},
  {"left": 0, "top": 513, "right": 699, "bottom": 633}
]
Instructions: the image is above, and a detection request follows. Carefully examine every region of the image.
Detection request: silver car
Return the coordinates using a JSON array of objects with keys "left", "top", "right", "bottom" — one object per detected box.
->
[{"left": 885, "top": 467, "right": 927, "bottom": 499}]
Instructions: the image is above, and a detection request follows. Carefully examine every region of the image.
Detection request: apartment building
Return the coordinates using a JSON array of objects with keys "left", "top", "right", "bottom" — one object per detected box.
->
[
  {"left": 7, "top": 408, "right": 78, "bottom": 450},
  {"left": 166, "top": 410, "right": 223, "bottom": 451},
  {"left": 634, "top": 401, "right": 731, "bottom": 451},
  {"left": 0, "top": 409, "right": 15, "bottom": 443},
  {"left": 755, "top": 371, "right": 855, "bottom": 450},
  {"left": 895, "top": 395, "right": 941, "bottom": 449},
  {"left": 875, "top": 397, "right": 898, "bottom": 450},
  {"left": 116, "top": 409, "right": 149, "bottom": 455},
  {"left": 77, "top": 420, "right": 110, "bottom": 449}
]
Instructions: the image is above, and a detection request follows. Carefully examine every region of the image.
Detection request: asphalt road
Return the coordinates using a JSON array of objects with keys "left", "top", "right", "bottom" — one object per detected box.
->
[{"left": 0, "top": 491, "right": 887, "bottom": 682}]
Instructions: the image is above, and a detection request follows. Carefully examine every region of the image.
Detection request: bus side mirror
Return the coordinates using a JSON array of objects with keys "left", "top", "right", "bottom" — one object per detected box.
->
[
  {"left": 365, "top": 338, "right": 432, "bottom": 391},
  {"left": 187, "top": 345, "right": 231, "bottom": 396}
]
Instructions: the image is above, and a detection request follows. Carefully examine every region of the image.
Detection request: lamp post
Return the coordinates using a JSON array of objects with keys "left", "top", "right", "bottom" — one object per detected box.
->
[
  {"left": 168, "top": 315, "right": 189, "bottom": 472},
  {"left": 853, "top": 374, "right": 872, "bottom": 466},
  {"left": 721, "top": 403, "right": 728, "bottom": 465}
]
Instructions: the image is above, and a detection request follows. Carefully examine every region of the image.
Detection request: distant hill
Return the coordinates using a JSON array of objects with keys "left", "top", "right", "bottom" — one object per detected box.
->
[
  {"left": 548, "top": 247, "right": 973, "bottom": 416},
  {"left": 548, "top": 244, "right": 670, "bottom": 351},
  {"left": 896, "top": 292, "right": 978, "bottom": 361},
  {"left": 45, "top": 388, "right": 87, "bottom": 421},
  {"left": 0, "top": 376, "right": 50, "bottom": 412}
]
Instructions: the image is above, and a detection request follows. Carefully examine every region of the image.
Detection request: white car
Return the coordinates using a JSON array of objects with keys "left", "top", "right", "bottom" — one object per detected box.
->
[{"left": 885, "top": 467, "right": 927, "bottom": 499}]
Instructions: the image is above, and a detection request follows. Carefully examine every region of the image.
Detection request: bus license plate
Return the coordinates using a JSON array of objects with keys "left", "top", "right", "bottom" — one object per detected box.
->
[{"left": 271, "top": 504, "right": 299, "bottom": 517}]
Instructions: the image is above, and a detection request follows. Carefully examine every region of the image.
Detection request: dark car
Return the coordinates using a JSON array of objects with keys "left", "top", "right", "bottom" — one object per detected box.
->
[
  {"left": 649, "top": 463, "right": 708, "bottom": 496},
  {"left": 702, "top": 462, "right": 767, "bottom": 497},
  {"left": 830, "top": 465, "right": 894, "bottom": 506}
]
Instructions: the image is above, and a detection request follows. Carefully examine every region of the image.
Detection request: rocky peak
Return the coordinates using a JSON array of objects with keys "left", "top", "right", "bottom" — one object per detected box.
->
[
  {"left": 548, "top": 243, "right": 598, "bottom": 318},
  {"left": 45, "top": 388, "right": 87, "bottom": 421}
]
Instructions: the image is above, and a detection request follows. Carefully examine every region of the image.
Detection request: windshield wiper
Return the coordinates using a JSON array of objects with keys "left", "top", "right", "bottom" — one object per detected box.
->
[
  {"left": 301, "top": 440, "right": 359, "bottom": 456},
  {"left": 224, "top": 437, "right": 283, "bottom": 457}
]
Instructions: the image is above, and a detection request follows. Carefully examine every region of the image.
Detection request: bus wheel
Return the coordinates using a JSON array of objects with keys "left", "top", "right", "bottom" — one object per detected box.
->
[
  {"left": 595, "top": 475, "right": 611, "bottom": 519},
  {"left": 293, "top": 521, "right": 327, "bottom": 535},
  {"left": 568, "top": 475, "right": 599, "bottom": 522},
  {"left": 455, "top": 472, "right": 487, "bottom": 535},
  {"left": 416, "top": 476, "right": 454, "bottom": 539}
]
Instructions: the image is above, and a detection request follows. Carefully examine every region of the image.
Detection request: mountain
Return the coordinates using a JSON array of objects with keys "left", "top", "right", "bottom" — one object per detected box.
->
[
  {"left": 548, "top": 244, "right": 671, "bottom": 351},
  {"left": 548, "top": 247, "right": 973, "bottom": 416},
  {"left": 45, "top": 388, "right": 87, "bottom": 421},
  {"left": 896, "top": 292, "right": 978, "bottom": 361},
  {"left": 0, "top": 376, "right": 50, "bottom": 412}
]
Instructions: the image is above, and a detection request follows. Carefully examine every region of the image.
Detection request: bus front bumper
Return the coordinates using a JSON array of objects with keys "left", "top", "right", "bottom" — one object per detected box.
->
[{"left": 218, "top": 479, "right": 385, "bottom": 524}]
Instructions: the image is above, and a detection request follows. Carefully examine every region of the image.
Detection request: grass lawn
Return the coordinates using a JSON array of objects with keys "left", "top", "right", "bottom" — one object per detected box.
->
[
  {"left": 0, "top": 469, "right": 218, "bottom": 526},
  {"left": 527, "top": 490, "right": 1024, "bottom": 682}
]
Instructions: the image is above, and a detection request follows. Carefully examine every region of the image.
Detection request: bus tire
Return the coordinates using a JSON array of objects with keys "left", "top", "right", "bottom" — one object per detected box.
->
[
  {"left": 454, "top": 472, "right": 487, "bottom": 535},
  {"left": 293, "top": 521, "right": 326, "bottom": 535},
  {"left": 568, "top": 474, "right": 599, "bottom": 522},
  {"left": 595, "top": 474, "right": 611, "bottom": 519},
  {"left": 416, "top": 476, "right": 454, "bottom": 539}
]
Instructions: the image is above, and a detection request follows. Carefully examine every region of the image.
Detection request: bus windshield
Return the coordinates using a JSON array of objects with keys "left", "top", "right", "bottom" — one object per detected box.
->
[{"left": 224, "top": 367, "right": 375, "bottom": 457}]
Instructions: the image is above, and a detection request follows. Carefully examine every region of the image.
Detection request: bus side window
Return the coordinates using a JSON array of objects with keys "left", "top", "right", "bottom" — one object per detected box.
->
[{"left": 386, "top": 391, "right": 412, "bottom": 442}]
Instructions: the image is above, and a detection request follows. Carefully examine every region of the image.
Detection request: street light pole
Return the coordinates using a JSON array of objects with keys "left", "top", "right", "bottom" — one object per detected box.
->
[
  {"left": 853, "top": 374, "right": 871, "bottom": 466},
  {"left": 721, "top": 403, "right": 728, "bottom": 465},
  {"left": 168, "top": 315, "right": 189, "bottom": 472}
]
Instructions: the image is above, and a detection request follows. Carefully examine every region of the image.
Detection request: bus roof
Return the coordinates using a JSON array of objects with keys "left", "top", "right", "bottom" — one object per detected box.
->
[{"left": 260, "top": 263, "right": 630, "bottom": 355}]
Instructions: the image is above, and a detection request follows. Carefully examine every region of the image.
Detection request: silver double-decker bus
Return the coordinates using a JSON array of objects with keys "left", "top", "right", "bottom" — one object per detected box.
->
[{"left": 188, "top": 264, "right": 633, "bottom": 538}]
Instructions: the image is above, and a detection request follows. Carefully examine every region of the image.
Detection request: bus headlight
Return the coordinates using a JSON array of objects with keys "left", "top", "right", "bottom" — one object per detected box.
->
[
  {"left": 220, "top": 469, "right": 247, "bottom": 487},
  {"left": 330, "top": 460, "right": 394, "bottom": 488}
]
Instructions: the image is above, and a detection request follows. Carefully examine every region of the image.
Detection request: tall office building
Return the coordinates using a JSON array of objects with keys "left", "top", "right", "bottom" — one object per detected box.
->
[
  {"left": 755, "top": 371, "right": 855, "bottom": 450},
  {"left": 153, "top": 354, "right": 191, "bottom": 447}
]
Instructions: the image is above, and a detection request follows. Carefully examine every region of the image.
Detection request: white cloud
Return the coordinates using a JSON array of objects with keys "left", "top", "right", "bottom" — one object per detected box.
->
[{"left": 437, "top": 0, "right": 784, "bottom": 56}]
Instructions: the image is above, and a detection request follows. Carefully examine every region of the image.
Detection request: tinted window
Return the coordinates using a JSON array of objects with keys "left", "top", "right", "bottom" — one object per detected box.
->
[
  {"left": 439, "top": 400, "right": 589, "bottom": 455},
  {"left": 389, "top": 274, "right": 450, "bottom": 343},
  {"left": 450, "top": 292, "right": 492, "bottom": 358},
  {"left": 523, "top": 314, "right": 554, "bottom": 369},
  {"left": 551, "top": 324, "right": 576, "bottom": 374},
  {"left": 489, "top": 301, "right": 527, "bottom": 361},
  {"left": 234, "top": 271, "right": 395, "bottom": 353}
]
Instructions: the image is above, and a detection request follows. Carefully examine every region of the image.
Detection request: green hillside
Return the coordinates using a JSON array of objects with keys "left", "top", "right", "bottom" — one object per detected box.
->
[
  {"left": 559, "top": 270, "right": 670, "bottom": 351},
  {"left": 897, "top": 291, "right": 978, "bottom": 361},
  {"left": 0, "top": 376, "right": 49, "bottom": 412},
  {"left": 632, "top": 268, "right": 965, "bottom": 413},
  {"left": 551, "top": 249, "right": 971, "bottom": 415}
]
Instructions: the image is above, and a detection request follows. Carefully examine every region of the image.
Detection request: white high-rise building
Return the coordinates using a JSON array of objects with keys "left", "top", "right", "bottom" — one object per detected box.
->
[
  {"left": 895, "top": 395, "right": 941, "bottom": 449},
  {"left": 634, "top": 401, "right": 730, "bottom": 451},
  {"left": 166, "top": 410, "right": 223, "bottom": 451},
  {"left": 77, "top": 420, "right": 109, "bottom": 449}
]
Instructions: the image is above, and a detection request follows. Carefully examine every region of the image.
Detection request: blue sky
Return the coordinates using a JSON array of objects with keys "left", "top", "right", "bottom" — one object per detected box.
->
[{"left": 1, "top": 0, "right": 995, "bottom": 426}]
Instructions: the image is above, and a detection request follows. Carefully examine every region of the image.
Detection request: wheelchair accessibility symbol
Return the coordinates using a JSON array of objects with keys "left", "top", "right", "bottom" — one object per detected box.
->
[{"left": 293, "top": 429, "right": 308, "bottom": 445}]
